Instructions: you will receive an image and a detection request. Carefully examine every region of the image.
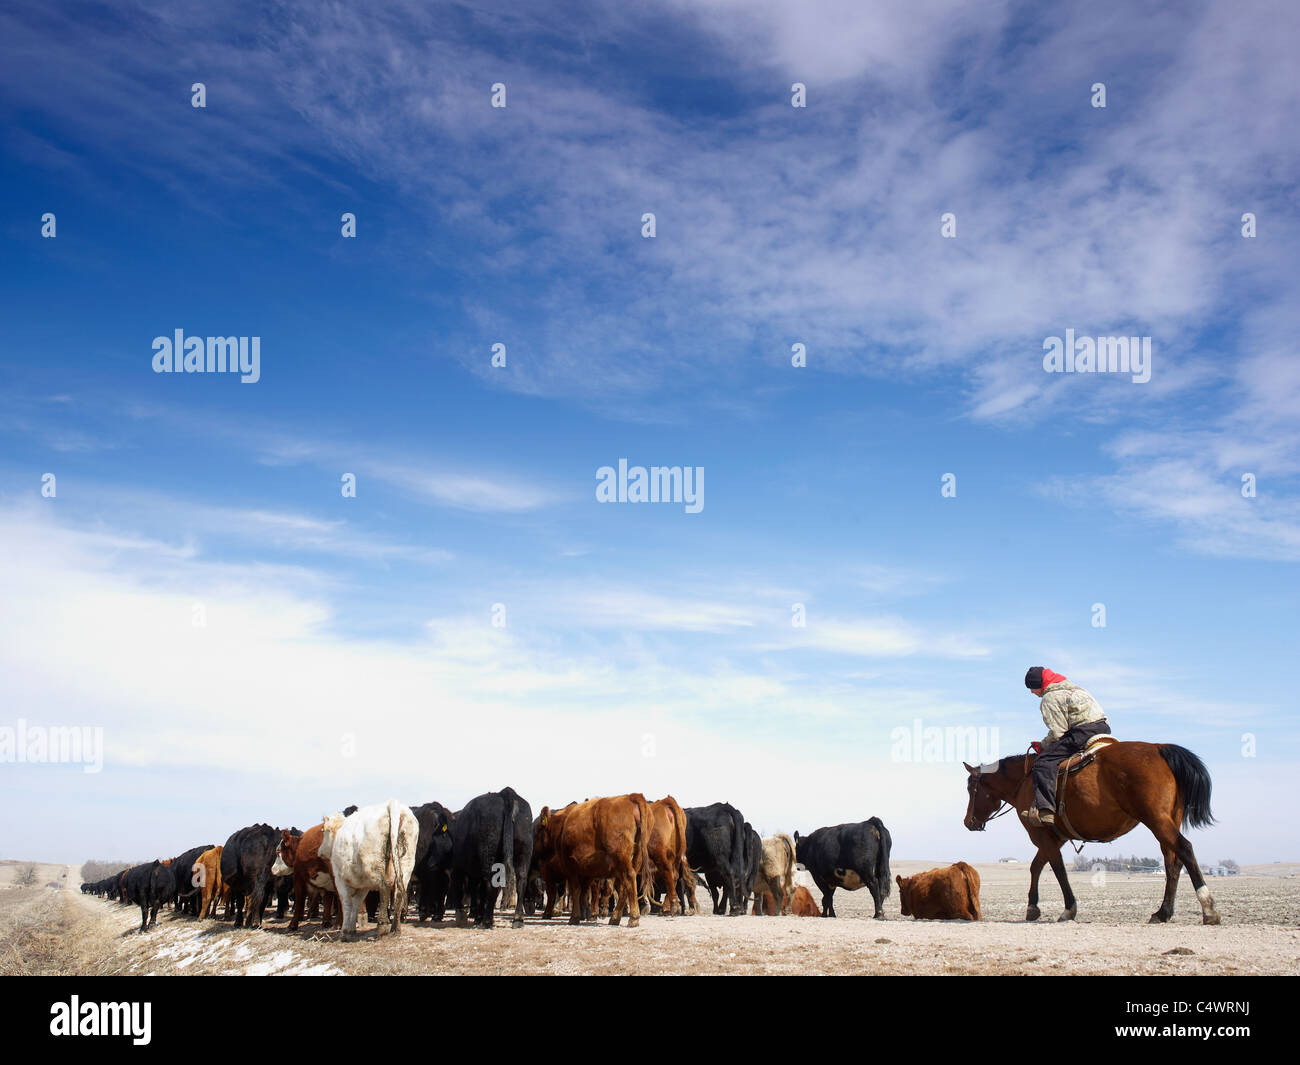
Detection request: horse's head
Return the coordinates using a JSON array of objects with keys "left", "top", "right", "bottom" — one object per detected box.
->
[{"left": 963, "top": 760, "right": 1011, "bottom": 831}]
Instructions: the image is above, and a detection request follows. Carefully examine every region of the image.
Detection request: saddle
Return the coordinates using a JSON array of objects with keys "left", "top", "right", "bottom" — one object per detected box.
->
[{"left": 1054, "top": 734, "right": 1119, "bottom": 845}]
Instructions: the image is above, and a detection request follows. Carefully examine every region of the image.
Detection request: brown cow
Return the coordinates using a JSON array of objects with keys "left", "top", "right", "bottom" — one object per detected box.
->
[
  {"left": 192, "top": 846, "right": 224, "bottom": 919},
  {"left": 275, "top": 825, "right": 341, "bottom": 932},
  {"left": 755, "top": 886, "right": 821, "bottom": 916},
  {"left": 896, "top": 862, "right": 982, "bottom": 920},
  {"left": 644, "top": 795, "right": 690, "bottom": 915},
  {"left": 790, "top": 885, "right": 821, "bottom": 916},
  {"left": 534, "top": 794, "right": 650, "bottom": 927}
]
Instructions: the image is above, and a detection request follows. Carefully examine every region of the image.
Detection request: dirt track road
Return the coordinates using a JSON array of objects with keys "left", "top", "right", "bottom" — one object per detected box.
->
[{"left": 4, "top": 860, "right": 1297, "bottom": 975}]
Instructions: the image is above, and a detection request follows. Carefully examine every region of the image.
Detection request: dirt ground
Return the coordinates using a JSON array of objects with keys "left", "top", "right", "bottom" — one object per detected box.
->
[{"left": 3, "top": 859, "right": 1297, "bottom": 975}]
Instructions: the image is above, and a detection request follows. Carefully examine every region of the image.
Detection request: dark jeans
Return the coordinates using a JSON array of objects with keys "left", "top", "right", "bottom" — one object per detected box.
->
[{"left": 1032, "top": 720, "right": 1111, "bottom": 809}]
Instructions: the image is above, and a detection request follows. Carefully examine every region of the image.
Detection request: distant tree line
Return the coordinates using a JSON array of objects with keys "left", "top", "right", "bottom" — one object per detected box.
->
[
  {"left": 80, "top": 859, "right": 135, "bottom": 882},
  {"left": 1072, "top": 853, "right": 1162, "bottom": 872}
]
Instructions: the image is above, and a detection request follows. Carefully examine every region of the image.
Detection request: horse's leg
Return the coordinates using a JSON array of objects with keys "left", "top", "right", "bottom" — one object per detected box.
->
[
  {"left": 1046, "top": 848, "right": 1077, "bottom": 921},
  {"left": 1025, "top": 852, "right": 1047, "bottom": 921},
  {"left": 1149, "top": 816, "right": 1220, "bottom": 925}
]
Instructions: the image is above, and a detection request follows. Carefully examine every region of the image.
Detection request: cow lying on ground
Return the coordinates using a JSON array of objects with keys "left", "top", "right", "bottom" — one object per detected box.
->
[
  {"left": 794, "top": 817, "right": 892, "bottom": 918},
  {"left": 220, "top": 824, "right": 281, "bottom": 928},
  {"left": 896, "top": 862, "right": 981, "bottom": 920},
  {"left": 273, "top": 825, "right": 340, "bottom": 932},
  {"left": 790, "top": 885, "right": 821, "bottom": 916},
  {"left": 449, "top": 787, "right": 532, "bottom": 929},
  {"left": 320, "top": 800, "right": 419, "bottom": 940},
  {"left": 534, "top": 794, "right": 649, "bottom": 927},
  {"left": 751, "top": 833, "right": 797, "bottom": 914},
  {"left": 684, "top": 803, "right": 747, "bottom": 915}
]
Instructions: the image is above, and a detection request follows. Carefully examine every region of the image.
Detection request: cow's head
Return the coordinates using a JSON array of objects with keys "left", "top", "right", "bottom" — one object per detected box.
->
[
  {"left": 895, "top": 875, "right": 912, "bottom": 916},
  {"left": 318, "top": 813, "right": 346, "bottom": 861},
  {"left": 534, "top": 807, "right": 555, "bottom": 858},
  {"left": 272, "top": 828, "right": 299, "bottom": 876},
  {"left": 792, "top": 831, "right": 806, "bottom": 866}
]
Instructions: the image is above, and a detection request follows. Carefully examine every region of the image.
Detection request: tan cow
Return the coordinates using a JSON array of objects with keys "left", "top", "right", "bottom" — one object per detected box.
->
[
  {"left": 192, "top": 846, "right": 224, "bottom": 919},
  {"left": 751, "top": 833, "right": 796, "bottom": 915}
]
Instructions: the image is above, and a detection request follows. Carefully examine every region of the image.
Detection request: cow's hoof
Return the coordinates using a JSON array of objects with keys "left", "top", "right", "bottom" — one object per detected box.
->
[
  {"left": 340, "top": 932, "right": 355, "bottom": 942},
  {"left": 627, "top": 917, "right": 639, "bottom": 928},
  {"left": 1025, "top": 906, "right": 1041, "bottom": 922},
  {"left": 511, "top": 918, "right": 524, "bottom": 929},
  {"left": 455, "top": 913, "right": 469, "bottom": 929},
  {"left": 1057, "top": 907, "right": 1076, "bottom": 922},
  {"left": 873, "top": 911, "right": 885, "bottom": 920},
  {"left": 1203, "top": 911, "right": 1221, "bottom": 925}
]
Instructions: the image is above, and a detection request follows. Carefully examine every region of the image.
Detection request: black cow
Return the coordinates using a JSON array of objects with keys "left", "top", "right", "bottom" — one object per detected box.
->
[
  {"left": 411, "top": 801, "right": 455, "bottom": 922},
  {"left": 169, "top": 844, "right": 215, "bottom": 916},
  {"left": 684, "top": 803, "right": 747, "bottom": 915},
  {"left": 742, "top": 823, "right": 762, "bottom": 914},
  {"left": 794, "top": 817, "right": 893, "bottom": 918},
  {"left": 220, "top": 823, "right": 280, "bottom": 928},
  {"left": 123, "top": 860, "right": 174, "bottom": 932},
  {"left": 449, "top": 786, "right": 533, "bottom": 929}
]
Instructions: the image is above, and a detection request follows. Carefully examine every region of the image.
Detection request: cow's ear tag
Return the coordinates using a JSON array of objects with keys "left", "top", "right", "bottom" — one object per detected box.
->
[
  {"left": 541, "top": 815, "right": 548, "bottom": 826},
  {"left": 441, "top": 824, "right": 447, "bottom": 832}
]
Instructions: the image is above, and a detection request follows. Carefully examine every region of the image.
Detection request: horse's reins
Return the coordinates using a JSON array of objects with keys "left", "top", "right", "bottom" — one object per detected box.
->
[{"left": 967, "top": 746, "right": 1036, "bottom": 830}]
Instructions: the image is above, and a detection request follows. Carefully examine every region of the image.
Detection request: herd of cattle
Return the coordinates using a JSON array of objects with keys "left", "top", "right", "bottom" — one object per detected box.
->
[{"left": 81, "top": 789, "right": 984, "bottom": 938}]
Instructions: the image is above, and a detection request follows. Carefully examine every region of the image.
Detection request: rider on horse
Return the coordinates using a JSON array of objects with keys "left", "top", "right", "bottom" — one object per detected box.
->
[{"left": 1023, "top": 666, "right": 1110, "bottom": 827}]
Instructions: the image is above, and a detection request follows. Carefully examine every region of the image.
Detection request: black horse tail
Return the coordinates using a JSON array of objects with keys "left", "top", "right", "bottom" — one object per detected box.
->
[
  {"left": 868, "top": 817, "right": 892, "bottom": 897},
  {"left": 1158, "top": 744, "right": 1215, "bottom": 829}
]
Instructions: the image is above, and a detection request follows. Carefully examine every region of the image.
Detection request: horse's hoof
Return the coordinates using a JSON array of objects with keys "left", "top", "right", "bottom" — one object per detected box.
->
[
  {"left": 1203, "top": 912, "right": 1221, "bottom": 925},
  {"left": 1025, "top": 906, "right": 1040, "bottom": 922},
  {"left": 627, "top": 917, "right": 639, "bottom": 928},
  {"left": 1057, "top": 908, "right": 1076, "bottom": 922}
]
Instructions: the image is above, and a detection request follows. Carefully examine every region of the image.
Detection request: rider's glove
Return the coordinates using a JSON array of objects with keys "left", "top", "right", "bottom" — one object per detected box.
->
[{"left": 1031, "top": 741, "right": 1042, "bottom": 753}]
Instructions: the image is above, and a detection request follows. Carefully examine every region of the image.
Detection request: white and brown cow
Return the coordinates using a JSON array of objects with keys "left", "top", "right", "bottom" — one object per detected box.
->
[
  {"left": 751, "top": 833, "right": 797, "bottom": 915},
  {"left": 319, "top": 800, "right": 419, "bottom": 940}
]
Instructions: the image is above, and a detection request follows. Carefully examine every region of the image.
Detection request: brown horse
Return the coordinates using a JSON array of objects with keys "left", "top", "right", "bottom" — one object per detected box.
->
[{"left": 963, "top": 742, "right": 1221, "bottom": 924}]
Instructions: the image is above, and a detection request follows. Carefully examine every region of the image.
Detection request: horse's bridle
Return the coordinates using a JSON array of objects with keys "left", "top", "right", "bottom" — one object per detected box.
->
[{"left": 966, "top": 750, "right": 1034, "bottom": 830}]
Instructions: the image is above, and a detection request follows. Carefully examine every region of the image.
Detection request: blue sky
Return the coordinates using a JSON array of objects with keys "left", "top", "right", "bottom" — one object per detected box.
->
[{"left": 1, "top": 0, "right": 1297, "bottom": 865}]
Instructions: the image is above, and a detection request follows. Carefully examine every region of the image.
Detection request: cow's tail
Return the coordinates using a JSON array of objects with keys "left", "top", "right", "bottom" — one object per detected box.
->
[
  {"left": 778, "top": 832, "right": 796, "bottom": 899},
  {"left": 663, "top": 795, "right": 687, "bottom": 908},
  {"left": 1158, "top": 744, "right": 1215, "bottom": 830},
  {"left": 500, "top": 789, "right": 517, "bottom": 908},
  {"left": 959, "top": 861, "right": 981, "bottom": 920},
  {"left": 869, "top": 817, "right": 892, "bottom": 897},
  {"left": 632, "top": 793, "right": 651, "bottom": 904},
  {"left": 385, "top": 799, "right": 402, "bottom": 888},
  {"left": 728, "top": 804, "right": 745, "bottom": 887}
]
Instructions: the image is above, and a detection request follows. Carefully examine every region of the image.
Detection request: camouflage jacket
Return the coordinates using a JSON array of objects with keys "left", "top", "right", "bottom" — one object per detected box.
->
[{"left": 1039, "top": 681, "right": 1107, "bottom": 745}]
